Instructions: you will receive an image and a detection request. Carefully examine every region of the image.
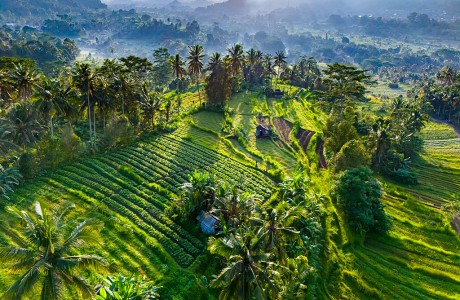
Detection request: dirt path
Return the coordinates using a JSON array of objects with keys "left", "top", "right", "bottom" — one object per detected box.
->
[{"left": 431, "top": 118, "right": 460, "bottom": 138}]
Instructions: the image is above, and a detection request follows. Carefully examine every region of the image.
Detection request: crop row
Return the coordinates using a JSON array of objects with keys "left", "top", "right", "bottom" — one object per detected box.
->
[
  {"left": 140, "top": 136, "right": 272, "bottom": 196},
  {"left": 75, "top": 160, "right": 203, "bottom": 248},
  {"left": 50, "top": 169, "right": 198, "bottom": 267},
  {"left": 63, "top": 164, "right": 203, "bottom": 250}
]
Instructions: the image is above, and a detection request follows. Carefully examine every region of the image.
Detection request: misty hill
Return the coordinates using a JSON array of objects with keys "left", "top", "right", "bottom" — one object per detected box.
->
[
  {"left": 195, "top": 0, "right": 460, "bottom": 18},
  {"left": 0, "top": 0, "right": 106, "bottom": 18}
]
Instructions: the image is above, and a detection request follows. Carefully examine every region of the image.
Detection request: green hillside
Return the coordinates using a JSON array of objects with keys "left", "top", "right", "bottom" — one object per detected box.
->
[
  {"left": 1, "top": 87, "right": 459, "bottom": 299},
  {"left": 0, "top": 130, "right": 274, "bottom": 299}
]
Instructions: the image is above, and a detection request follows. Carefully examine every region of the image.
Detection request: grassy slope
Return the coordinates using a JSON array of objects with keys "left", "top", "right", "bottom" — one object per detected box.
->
[
  {"left": 0, "top": 131, "right": 273, "bottom": 299},
  {"left": 2, "top": 86, "right": 459, "bottom": 299},
  {"left": 322, "top": 121, "right": 460, "bottom": 299}
]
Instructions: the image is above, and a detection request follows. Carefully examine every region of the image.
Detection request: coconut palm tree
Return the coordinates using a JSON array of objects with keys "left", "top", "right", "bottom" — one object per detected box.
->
[
  {"left": 208, "top": 52, "right": 223, "bottom": 72},
  {"left": 139, "top": 84, "right": 163, "bottom": 129},
  {"left": 1, "top": 202, "right": 105, "bottom": 300},
  {"left": 251, "top": 208, "right": 301, "bottom": 264},
  {"left": 0, "top": 123, "right": 19, "bottom": 156},
  {"left": 34, "top": 78, "right": 64, "bottom": 137},
  {"left": 209, "top": 227, "right": 281, "bottom": 300},
  {"left": 72, "top": 63, "right": 97, "bottom": 138},
  {"left": 274, "top": 51, "right": 287, "bottom": 89},
  {"left": 10, "top": 63, "right": 41, "bottom": 101},
  {"left": 6, "top": 101, "right": 42, "bottom": 150},
  {"left": 170, "top": 54, "right": 187, "bottom": 81},
  {"left": 227, "top": 44, "right": 244, "bottom": 77},
  {"left": 0, "top": 165, "right": 21, "bottom": 200},
  {"left": 169, "top": 54, "right": 187, "bottom": 111},
  {"left": 187, "top": 45, "right": 205, "bottom": 105}
]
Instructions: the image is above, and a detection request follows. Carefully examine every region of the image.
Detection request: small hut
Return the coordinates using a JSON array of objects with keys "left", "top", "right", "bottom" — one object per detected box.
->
[
  {"left": 256, "top": 124, "right": 271, "bottom": 138},
  {"left": 273, "top": 89, "right": 284, "bottom": 99},
  {"left": 197, "top": 211, "right": 220, "bottom": 234}
]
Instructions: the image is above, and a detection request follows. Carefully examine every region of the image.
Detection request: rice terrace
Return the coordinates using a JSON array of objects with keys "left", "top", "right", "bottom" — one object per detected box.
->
[{"left": 0, "top": 0, "right": 459, "bottom": 299}]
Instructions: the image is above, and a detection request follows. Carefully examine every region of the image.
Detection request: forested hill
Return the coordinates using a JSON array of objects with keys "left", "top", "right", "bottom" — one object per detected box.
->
[{"left": 0, "top": 0, "right": 106, "bottom": 18}]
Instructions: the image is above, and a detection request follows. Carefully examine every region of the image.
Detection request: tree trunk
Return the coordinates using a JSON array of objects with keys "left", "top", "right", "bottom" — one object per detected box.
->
[
  {"left": 87, "top": 91, "right": 92, "bottom": 138},
  {"left": 196, "top": 74, "right": 201, "bottom": 106},
  {"left": 93, "top": 103, "right": 97, "bottom": 138},
  {"left": 50, "top": 116, "right": 54, "bottom": 137}
]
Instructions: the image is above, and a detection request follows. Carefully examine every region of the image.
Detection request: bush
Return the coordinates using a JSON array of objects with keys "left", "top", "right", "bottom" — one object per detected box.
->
[
  {"left": 332, "top": 167, "right": 390, "bottom": 236},
  {"left": 333, "top": 139, "right": 371, "bottom": 173},
  {"left": 18, "top": 152, "right": 37, "bottom": 179},
  {"left": 102, "top": 116, "right": 133, "bottom": 150},
  {"left": 385, "top": 168, "right": 418, "bottom": 185}
]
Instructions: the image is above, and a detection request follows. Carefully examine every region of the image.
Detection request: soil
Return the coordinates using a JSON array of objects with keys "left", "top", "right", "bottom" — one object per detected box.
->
[{"left": 273, "top": 117, "right": 294, "bottom": 143}]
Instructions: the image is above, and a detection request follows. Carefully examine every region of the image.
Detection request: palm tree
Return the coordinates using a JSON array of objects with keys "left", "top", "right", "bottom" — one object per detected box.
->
[
  {"left": 10, "top": 63, "right": 41, "bottom": 101},
  {"left": 187, "top": 45, "right": 205, "bottom": 105},
  {"left": 169, "top": 54, "right": 187, "bottom": 112},
  {"left": 262, "top": 54, "right": 274, "bottom": 87},
  {"left": 34, "top": 78, "right": 64, "bottom": 137},
  {"left": 139, "top": 84, "right": 163, "bottom": 129},
  {"left": 0, "top": 123, "right": 19, "bottom": 156},
  {"left": 1, "top": 202, "right": 105, "bottom": 300},
  {"left": 211, "top": 183, "right": 260, "bottom": 230},
  {"left": 170, "top": 54, "right": 187, "bottom": 81},
  {"left": 251, "top": 208, "right": 301, "bottom": 264},
  {"left": 209, "top": 227, "right": 281, "bottom": 300},
  {"left": 274, "top": 51, "right": 287, "bottom": 89},
  {"left": 0, "top": 165, "right": 21, "bottom": 200},
  {"left": 180, "top": 170, "right": 217, "bottom": 216},
  {"left": 6, "top": 101, "right": 41, "bottom": 150},
  {"left": 208, "top": 52, "right": 223, "bottom": 72},
  {"left": 227, "top": 44, "right": 244, "bottom": 77},
  {"left": 72, "top": 63, "right": 97, "bottom": 138}
]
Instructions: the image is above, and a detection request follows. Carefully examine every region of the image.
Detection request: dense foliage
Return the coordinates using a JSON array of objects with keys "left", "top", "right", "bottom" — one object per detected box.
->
[
  {"left": 0, "top": 27, "right": 78, "bottom": 73},
  {"left": 0, "top": 202, "right": 105, "bottom": 299},
  {"left": 332, "top": 167, "right": 389, "bottom": 236}
]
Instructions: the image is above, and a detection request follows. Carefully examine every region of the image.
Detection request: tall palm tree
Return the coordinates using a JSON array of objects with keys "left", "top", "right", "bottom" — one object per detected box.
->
[
  {"left": 187, "top": 45, "right": 205, "bottom": 105},
  {"left": 72, "top": 63, "right": 97, "bottom": 138},
  {"left": 274, "top": 51, "right": 287, "bottom": 89},
  {"left": 34, "top": 78, "right": 64, "bottom": 137},
  {"left": 6, "top": 101, "right": 41, "bottom": 150},
  {"left": 209, "top": 227, "right": 281, "bottom": 300},
  {"left": 208, "top": 52, "right": 223, "bottom": 72},
  {"left": 10, "top": 63, "right": 41, "bottom": 101},
  {"left": 227, "top": 44, "right": 244, "bottom": 77},
  {"left": 1, "top": 202, "right": 105, "bottom": 300},
  {"left": 170, "top": 54, "right": 187, "bottom": 81},
  {"left": 139, "top": 84, "right": 163, "bottom": 128},
  {"left": 169, "top": 54, "right": 187, "bottom": 111},
  {"left": 0, "top": 124, "right": 19, "bottom": 156},
  {"left": 262, "top": 54, "right": 274, "bottom": 86}
]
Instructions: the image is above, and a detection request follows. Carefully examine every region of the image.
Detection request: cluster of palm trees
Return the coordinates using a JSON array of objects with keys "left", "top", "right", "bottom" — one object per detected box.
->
[{"left": 174, "top": 171, "right": 324, "bottom": 299}]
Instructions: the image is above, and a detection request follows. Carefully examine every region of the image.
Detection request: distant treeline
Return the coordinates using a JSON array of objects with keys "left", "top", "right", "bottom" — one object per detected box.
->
[
  {"left": 0, "top": 25, "right": 79, "bottom": 73},
  {"left": 0, "top": 0, "right": 106, "bottom": 18},
  {"left": 327, "top": 13, "right": 460, "bottom": 39}
]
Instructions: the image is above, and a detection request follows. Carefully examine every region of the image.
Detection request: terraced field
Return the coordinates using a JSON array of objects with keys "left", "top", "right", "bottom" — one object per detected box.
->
[
  {"left": 0, "top": 131, "right": 273, "bottom": 297},
  {"left": 330, "top": 121, "right": 460, "bottom": 299}
]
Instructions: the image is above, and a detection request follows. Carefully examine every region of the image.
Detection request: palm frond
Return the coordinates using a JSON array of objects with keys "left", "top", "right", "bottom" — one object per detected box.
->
[
  {"left": 2, "top": 259, "right": 45, "bottom": 300},
  {"left": 0, "top": 247, "right": 38, "bottom": 263},
  {"left": 59, "top": 219, "right": 103, "bottom": 253}
]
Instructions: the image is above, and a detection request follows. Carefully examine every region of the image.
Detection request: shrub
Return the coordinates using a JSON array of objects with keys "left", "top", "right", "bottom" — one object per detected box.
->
[
  {"left": 385, "top": 168, "right": 418, "bottom": 185},
  {"left": 333, "top": 139, "right": 371, "bottom": 173},
  {"left": 18, "top": 152, "right": 37, "bottom": 179},
  {"left": 332, "top": 167, "right": 390, "bottom": 236}
]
